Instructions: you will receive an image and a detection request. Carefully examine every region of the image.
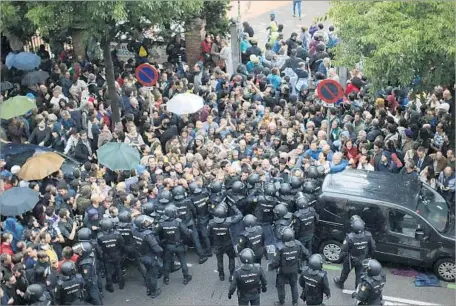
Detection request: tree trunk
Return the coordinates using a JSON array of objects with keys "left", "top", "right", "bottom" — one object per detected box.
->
[
  {"left": 71, "top": 29, "right": 86, "bottom": 59},
  {"left": 4, "top": 32, "right": 24, "bottom": 51},
  {"left": 101, "top": 40, "right": 121, "bottom": 128},
  {"left": 185, "top": 18, "right": 205, "bottom": 68}
]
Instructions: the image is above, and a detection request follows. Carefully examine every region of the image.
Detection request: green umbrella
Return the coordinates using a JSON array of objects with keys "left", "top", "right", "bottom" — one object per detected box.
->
[
  {"left": 97, "top": 142, "right": 140, "bottom": 171},
  {"left": 0, "top": 96, "right": 36, "bottom": 119}
]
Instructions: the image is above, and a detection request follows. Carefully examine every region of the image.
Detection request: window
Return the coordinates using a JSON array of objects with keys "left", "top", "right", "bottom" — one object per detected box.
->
[
  {"left": 346, "top": 202, "right": 385, "bottom": 233},
  {"left": 317, "top": 197, "right": 346, "bottom": 223},
  {"left": 388, "top": 209, "right": 419, "bottom": 238}
]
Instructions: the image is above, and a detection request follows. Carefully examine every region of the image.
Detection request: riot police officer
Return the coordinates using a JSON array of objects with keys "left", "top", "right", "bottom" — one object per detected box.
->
[
  {"left": 278, "top": 183, "right": 295, "bottom": 213},
  {"left": 289, "top": 176, "right": 303, "bottom": 197},
  {"left": 77, "top": 227, "right": 103, "bottom": 293},
  {"left": 246, "top": 173, "right": 262, "bottom": 196},
  {"left": 299, "top": 254, "right": 331, "bottom": 305},
  {"left": 117, "top": 210, "right": 147, "bottom": 281},
  {"left": 228, "top": 248, "right": 267, "bottom": 305},
  {"left": 269, "top": 228, "right": 310, "bottom": 306},
  {"left": 142, "top": 202, "right": 157, "bottom": 218},
  {"left": 254, "top": 183, "right": 278, "bottom": 226},
  {"left": 302, "top": 180, "right": 318, "bottom": 205},
  {"left": 56, "top": 261, "right": 85, "bottom": 305},
  {"left": 273, "top": 203, "right": 294, "bottom": 242},
  {"left": 24, "top": 284, "right": 52, "bottom": 306},
  {"left": 294, "top": 193, "right": 319, "bottom": 254},
  {"left": 97, "top": 218, "right": 125, "bottom": 292},
  {"left": 73, "top": 242, "right": 102, "bottom": 305},
  {"left": 172, "top": 185, "right": 208, "bottom": 264},
  {"left": 226, "top": 181, "right": 249, "bottom": 214},
  {"left": 158, "top": 204, "right": 193, "bottom": 285},
  {"left": 132, "top": 215, "right": 163, "bottom": 298},
  {"left": 188, "top": 181, "right": 212, "bottom": 257},
  {"left": 208, "top": 203, "right": 243, "bottom": 281},
  {"left": 236, "top": 214, "right": 266, "bottom": 264},
  {"left": 352, "top": 259, "right": 386, "bottom": 305},
  {"left": 155, "top": 190, "right": 173, "bottom": 220},
  {"left": 334, "top": 218, "right": 376, "bottom": 290},
  {"left": 209, "top": 181, "right": 227, "bottom": 207}
]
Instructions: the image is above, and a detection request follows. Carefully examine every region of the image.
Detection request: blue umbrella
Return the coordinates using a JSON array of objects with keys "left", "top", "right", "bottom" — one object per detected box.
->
[
  {"left": 0, "top": 187, "right": 39, "bottom": 216},
  {"left": 5, "top": 52, "right": 41, "bottom": 71},
  {"left": 97, "top": 142, "right": 140, "bottom": 171}
]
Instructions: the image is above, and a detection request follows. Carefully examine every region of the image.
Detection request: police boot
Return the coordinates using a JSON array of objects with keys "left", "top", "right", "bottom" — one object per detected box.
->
[
  {"left": 274, "top": 301, "right": 284, "bottom": 306},
  {"left": 333, "top": 277, "right": 344, "bottom": 289},
  {"left": 164, "top": 276, "right": 170, "bottom": 285},
  {"left": 198, "top": 255, "right": 208, "bottom": 264},
  {"left": 150, "top": 288, "right": 161, "bottom": 299},
  {"left": 183, "top": 274, "right": 193, "bottom": 285},
  {"left": 219, "top": 272, "right": 225, "bottom": 281}
]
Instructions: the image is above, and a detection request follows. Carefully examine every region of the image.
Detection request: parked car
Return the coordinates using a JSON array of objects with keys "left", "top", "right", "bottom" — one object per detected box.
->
[
  {"left": 315, "top": 169, "right": 455, "bottom": 281},
  {"left": 0, "top": 143, "right": 81, "bottom": 176}
]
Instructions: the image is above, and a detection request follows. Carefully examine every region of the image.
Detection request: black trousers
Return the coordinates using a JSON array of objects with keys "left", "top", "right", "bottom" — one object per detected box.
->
[
  {"left": 105, "top": 258, "right": 124, "bottom": 289},
  {"left": 215, "top": 246, "right": 236, "bottom": 276},
  {"left": 277, "top": 273, "right": 299, "bottom": 304},
  {"left": 339, "top": 257, "right": 363, "bottom": 288},
  {"left": 238, "top": 295, "right": 260, "bottom": 305},
  {"left": 163, "top": 244, "right": 189, "bottom": 277},
  {"left": 144, "top": 263, "right": 160, "bottom": 293}
]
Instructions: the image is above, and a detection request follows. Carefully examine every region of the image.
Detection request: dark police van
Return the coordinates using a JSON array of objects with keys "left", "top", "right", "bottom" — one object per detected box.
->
[{"left": 315, "top": 169, "right": 455, "bottom": 281}]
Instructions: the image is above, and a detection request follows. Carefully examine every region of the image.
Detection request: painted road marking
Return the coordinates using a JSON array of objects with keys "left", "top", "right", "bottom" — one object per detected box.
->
[
  {"left": 323, "top": 263, "right": 342, "bottom": 271},
  {"left": 447, "top": 283, "right": 456, "bottom": 289},
  {"left": 342, "top": 289, "right": 438, "bottom": 305}
]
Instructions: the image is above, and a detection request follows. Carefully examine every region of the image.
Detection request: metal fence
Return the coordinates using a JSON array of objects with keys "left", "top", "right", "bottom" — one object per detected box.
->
[{"left": 23, "top": 34, "right": 72, "bottom": 56}]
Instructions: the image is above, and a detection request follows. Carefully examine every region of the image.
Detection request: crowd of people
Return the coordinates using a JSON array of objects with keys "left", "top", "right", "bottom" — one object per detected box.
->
[{"left": 0, "top": 10, "right": 455, "bottom": 306}]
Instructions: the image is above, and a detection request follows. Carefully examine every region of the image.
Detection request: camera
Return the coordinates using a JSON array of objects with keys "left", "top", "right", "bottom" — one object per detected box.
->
[{"left": 74, "top": 215, "right": 84, "bottom": 228}]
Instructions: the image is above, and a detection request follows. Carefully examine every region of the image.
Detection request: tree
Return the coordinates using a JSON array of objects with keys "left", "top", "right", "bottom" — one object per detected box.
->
[
  {"left": 26, "top": 1, "right": 203, "bottom": 126},
  {"left": 329, "top": 1, "right": 456, "bottom": 91},
  {"left": 0, "top": 2, "right": 37, "bottom": 50},
  {"left": 201, "top": 0, "right": 231, "bottom": 36}
]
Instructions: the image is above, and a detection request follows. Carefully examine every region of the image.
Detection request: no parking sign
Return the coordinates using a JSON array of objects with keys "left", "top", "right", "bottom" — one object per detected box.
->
[
  {"left": 317, "top": 79, "right": 344, "bottom": 104},
  {"left": 135, "top": 63, "right": 159, "bottom": 87}
]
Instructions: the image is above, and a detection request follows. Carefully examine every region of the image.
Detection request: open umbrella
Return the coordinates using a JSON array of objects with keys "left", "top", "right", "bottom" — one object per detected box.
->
[
  {"left": 17, "top": 152, "right": 64, "bottom": 181},
  {"left": 0, "top": 187, "right": 39, "bottom": 216},
  {"left": 21, "top": 70, "right": 50, "bottom": 86},
  {"left": 0, "top": 96, "right": 36, "bottom": 119},
  {"left": 166, "top": 93, "right": 204, "bottom": 115},
  {"left": 5, "top": 52, "right": 41, "bottom": 71},
  {"left": 97, "top": 142, "right": 140, "bottom": 171}
]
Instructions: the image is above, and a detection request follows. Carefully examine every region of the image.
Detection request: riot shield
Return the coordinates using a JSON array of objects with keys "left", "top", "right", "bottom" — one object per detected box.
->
[{"left": 262, "top": 224, "right": 277, "bottom": 260}]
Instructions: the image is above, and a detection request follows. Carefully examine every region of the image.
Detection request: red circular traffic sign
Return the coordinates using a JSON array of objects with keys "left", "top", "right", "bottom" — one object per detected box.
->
[
  {"left": 135, "top": 63, "right": 159, "bottom": 87},
  {"left": 317, "top": 79, "right": 344, "bottom": 104}
]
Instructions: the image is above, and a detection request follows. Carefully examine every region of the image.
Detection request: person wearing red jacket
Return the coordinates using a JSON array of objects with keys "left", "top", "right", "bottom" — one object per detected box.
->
[
  {"left": 201, "top": 34, "right": 213, "bottom": 63},
  {"left": 345, "top": 80, "right": 360, "bottom": 97},
  {"left": 0, "top": 233, "right": 14, "bottom": 256},
  {"left": 343, "top": 139, "right": 359, "bottom": 168}
]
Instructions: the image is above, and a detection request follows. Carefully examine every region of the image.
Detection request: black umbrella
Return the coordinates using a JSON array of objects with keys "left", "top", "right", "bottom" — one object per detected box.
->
[
  {"left": 0, "top": 81, "right": 13, "bottom": 92},
  {"left": 21, "top": 71, "right": 50, "bottom": 86},
  {"left": 0, "top": 187, "right": 39, "bottom": 216}
]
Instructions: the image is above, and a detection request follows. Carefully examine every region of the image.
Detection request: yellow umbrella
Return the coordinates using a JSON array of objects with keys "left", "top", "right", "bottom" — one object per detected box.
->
[{"left": 17, "top": 152, "right": 65, "bottom": 180}]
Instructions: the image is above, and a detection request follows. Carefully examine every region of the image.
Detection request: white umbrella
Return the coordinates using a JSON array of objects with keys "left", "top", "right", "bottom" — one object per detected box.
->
[{"left": 166, "top": 93, "right": 204, "bottom": 115}]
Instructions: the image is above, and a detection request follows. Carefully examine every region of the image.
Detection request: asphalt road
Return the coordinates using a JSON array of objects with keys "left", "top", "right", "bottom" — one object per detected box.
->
[{"left": 103, "top": 250, "right": 454, "bottom": 305}]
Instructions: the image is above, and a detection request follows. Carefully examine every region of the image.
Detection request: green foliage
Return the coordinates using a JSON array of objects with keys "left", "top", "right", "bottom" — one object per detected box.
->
[
  {"left": 0, "top": 2, "right": 37, "bottom": 43},
  {"left": 201, "top": 0, "right": 231, "bottom": 36},
  {"left": 329, "top": 1, "right": 456, "bottom": 91}
]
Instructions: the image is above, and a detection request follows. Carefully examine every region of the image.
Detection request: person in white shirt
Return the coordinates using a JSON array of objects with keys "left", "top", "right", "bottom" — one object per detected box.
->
[
  {"left": 50, "top": 86, "right": 68, "bottom": 107},
  {"left": 357, "top": 155, "right": 374, "bottom": 171}
]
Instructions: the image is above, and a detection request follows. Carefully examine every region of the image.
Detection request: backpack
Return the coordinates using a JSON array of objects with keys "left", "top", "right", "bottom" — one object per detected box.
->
[{"left": 138, "top": 45, "right": 148, "bottom": 58}]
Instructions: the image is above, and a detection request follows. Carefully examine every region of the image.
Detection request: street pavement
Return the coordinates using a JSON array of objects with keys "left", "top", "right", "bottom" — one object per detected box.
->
[{"left": 103, "top": 250, "right": 454, "bottom": 305}]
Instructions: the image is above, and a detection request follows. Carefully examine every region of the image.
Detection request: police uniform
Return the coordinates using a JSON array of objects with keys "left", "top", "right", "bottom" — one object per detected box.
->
[
  {"left": 270, "top": 239, "right": 310, "bottom": 305},
  {"left": 78, "top": 249, "right": 102, "bottom": 305},
  {"left": 190, "top": 189, "right": 212, "bottom": 256},
  {"left": 273, "top": 212, "right": 294, "bottom": 242},
  {"left": 237, "top": 226, "right": 266, "bottom": 264},
  {"left": 253, "top": 194, "right": 277, "bottom": 225},
  {"left": 228, "top": 263, "right": 267, "bottom": 305},
  {"left": 97, "top": 228, "right": 125, "bottom": 291},
  {"left": 299, "top": 266, "right": 330, "bottom": 305},
  {"left": 294, "top": 206, "right": 318, "bottom": 253},
  {"left": 132, "top": 223, "right": 163, "bottom": 296},
  {"left": 354, "top": 273, "right": 386, "bottom": 305},
  {"left": 55, "top": 274, "right": 85, "bottom": 305}
]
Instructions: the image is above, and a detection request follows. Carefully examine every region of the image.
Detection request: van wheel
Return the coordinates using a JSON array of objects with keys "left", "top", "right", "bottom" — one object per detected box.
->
[
  {"left": 434, "top": 258, "right": 456, "bottom": 282},
  {"left": 319, "top": 240, "right": 342, "bottom": 263}
]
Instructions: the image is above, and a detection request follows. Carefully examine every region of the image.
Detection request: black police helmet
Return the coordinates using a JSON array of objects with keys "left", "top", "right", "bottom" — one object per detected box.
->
[
  {"left": 247, "top": 173, "right": 260, "bottom": 186},
  {"left": 243, "top": 214, "right": 257, "bottom": 228},
  {"left": 296, "top": 195, "right": 310, "bottom": 209},
  {"left": 350, "top": 214, "right": 362, "bottom": 223},
  {"left": 61, "top": 261, "right": 76, "bottom": 277},
  {"left": 273, "top": 204, "right": 288, "bottom": 219},
  {"left": 159, "top": 190, "right": 173, "bottom": 204},
  {"left": 134, "top": 215, "right": 154, "bottom": 229},
  {"left": 265, "top": 183, "right": 276, "bottom": 196},
  {"left": 188, "top": 182, "right": 202, "bottom": 194},
  {"left": 72, "top": 241, "right": 92, "bottom": 257},
  {"left": 118, "top": 210, "right": 132, "bottom": 223},
  {"left": 99, "top": 218, "right": 114, "bottom": 232},
  {"left": 213, "top": 205, "right": 227, "bottom": 219},
  {"left": 239, "top": 248, "right": 255, "bottom": 264},
  {"left": 366, "top": 259, "right": 382, "bottom": 276},
  {"left": 308, "top": 254, "right": 324, "bottom": 271},
  {"left": 232, "top": 181, "right": 245, "bottom": 193},
  {"left": 282, "top": 227, "right": 295, "bottom": 242},
  {"left": 164, "top": 205, "right": 178, "bottom": 219},
  {"left": 316, "top": 165, "right": 326, "bottom": 177},
  {"left": 25, "top": 284, "right": 44, "bottom": 301},
  {"left": 351, "top": 219, "right": 365, "bottom": 233},
  {"left": 279, "top": 183, "right": 292, "bottom": 195},
  {"left": 290, "top": 176, "right": 302, "bottom": 189},
  {"left": 77, "top": 227, "right": 92, "bottom": 241},
  {"left": 307, "top": 166, "right": 319, "bottom": 179},
  {"left": 172, "top": 186, "right": 186, "bottom": 200},
  {"left": 210, "top": 181, "right": 223, "bottom": 193},
  {"left": 303, "top": 180, "right": 316, "bottom": 194},
  {"left": 142, "top": 202, "right": 155, "bottom": 216}
]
